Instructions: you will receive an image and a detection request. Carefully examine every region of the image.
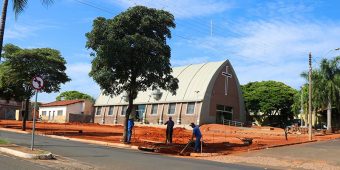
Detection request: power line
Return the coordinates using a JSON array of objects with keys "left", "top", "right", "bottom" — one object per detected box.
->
[{"left": 73, "top": 0, "right": 114, "bottom": 15}]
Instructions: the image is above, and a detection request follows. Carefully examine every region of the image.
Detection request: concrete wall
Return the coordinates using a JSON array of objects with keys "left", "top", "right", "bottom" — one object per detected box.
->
[
  {"left": 39, "top": 106, "right": 67, "bottom": 123},
  {"left": 94, "top": 102, "right": 202, "bottom": 125},
  {"left": 39, "top": 101, "right": 94, "bottom": 123},
  {"left": 200, "top": 61, "right": 247, "bottom": 124},
  {"left": 0, "top": 99, "right": 21, "bottom": 120}
]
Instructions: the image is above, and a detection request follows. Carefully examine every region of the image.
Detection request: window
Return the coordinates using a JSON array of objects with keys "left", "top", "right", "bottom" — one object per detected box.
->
[
  {"left": 168, "top": 103, "right": 176, "bottom": 115},
  {"left": 136, "top": 105, "right": 145, "bottom": 121},
  {"left": 57, "top": 110, "right": 63, "bottom": 116},
  {"left": 186, "top": 102, "right": 195, "bottom": 114},
  {"left": 121, "top": 106, "right": 127, "bottom": 115},
  {"left": 216, "top": 105, "right": 233, "bottom": 121},
  {"left": 42, "top": 111, "right": 46, "bottom": 116},
  {"left": 151, "top": 104, "right": 158, "bottom": 115},
  {"left": 96, "top": 107, "right": 102, "bottom": 115},
  {"left": 108, "top": 106, "right": 114, "bottom": 115}
]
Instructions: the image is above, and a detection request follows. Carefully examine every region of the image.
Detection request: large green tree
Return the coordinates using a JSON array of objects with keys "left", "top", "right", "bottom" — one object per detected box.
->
[
  {"left": 56, "top": 91, "right": 94, "bottom": 103},
  {"left": 301, "top": 56, "right": 340, "bottom": 132},
  {"left": 0, "top": 0, "right": 54, "bottom": 61},
  {"left": 86, "top": 6, "right": 179, "bottom": 142},
  {"left": 0, "top": 44, "right": 70, "bottom": 130},
  {"left": 241, "top": 81, "right": 298, "bottom": 127}
]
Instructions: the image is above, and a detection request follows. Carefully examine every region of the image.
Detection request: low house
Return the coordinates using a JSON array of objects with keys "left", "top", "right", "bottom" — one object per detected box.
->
[
  {"left": 39, "top": 100, "right": 94, "bottom": 123},
  {"left": 0, "top": 99, "right": 21, "bottom": 120}
]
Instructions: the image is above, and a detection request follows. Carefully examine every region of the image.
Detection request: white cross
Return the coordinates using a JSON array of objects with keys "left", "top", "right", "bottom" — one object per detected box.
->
[{"left": 221, "top": 66, "right": 232, "bottom": 95}]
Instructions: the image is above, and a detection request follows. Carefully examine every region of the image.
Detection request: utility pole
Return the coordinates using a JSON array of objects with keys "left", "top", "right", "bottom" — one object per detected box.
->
[
  {"left": 300, "top": 88, "right": 304, "bottom": 126},
  {"left": 308, "top": 52, "right": 312, "bottom": 141}
]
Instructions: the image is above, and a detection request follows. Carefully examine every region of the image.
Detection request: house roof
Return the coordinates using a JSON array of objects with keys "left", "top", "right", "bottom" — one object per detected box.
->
[
  {"left": 95, "top": 60, "right": 230, "bottom": 106},
  {"left": 41, "top": 99, "right": 84, "bottom": 107}
]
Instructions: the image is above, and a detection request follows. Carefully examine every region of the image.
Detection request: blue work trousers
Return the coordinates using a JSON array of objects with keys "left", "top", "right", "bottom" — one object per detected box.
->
[
  {"left": 127, "top": 128, "right": 132, "bottom": 143},
  {"left": 195, "top": 136, "right": 201, "bottom": 152}
]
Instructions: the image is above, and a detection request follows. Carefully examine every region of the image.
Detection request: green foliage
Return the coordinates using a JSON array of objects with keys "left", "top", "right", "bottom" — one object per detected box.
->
[
  {"left": 56, "top": 91, "right": 94, "bottom": 102},
  {"left": 241, "top": 81, "right": 298, "bottom": 126},
  {"left": 12, "top": 0, "right": 54, "bottom": 18},
  {"left": 299, "top": 56, "right": 340, "bottom": 111},
  {"left": 0, "top": 43, "right": 70, "bottom": 100},
  {"left": 86, "top": 6, "right": 178, "bottom": 98}
]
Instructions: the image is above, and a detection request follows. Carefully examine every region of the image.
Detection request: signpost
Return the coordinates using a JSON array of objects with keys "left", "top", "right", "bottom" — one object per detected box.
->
[{"left": 31, "top": 76, "right": 44, "bottom": 150}]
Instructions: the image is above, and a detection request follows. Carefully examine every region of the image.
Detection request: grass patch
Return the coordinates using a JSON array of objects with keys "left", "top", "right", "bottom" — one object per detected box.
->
[{"left": 0, "top": 138, "right": 10, "bottom": 145}]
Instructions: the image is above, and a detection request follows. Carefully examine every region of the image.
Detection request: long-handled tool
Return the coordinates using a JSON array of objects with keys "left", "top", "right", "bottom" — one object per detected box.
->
[{"left": 179, "top": 140, "right": 193, "bottom": 156}]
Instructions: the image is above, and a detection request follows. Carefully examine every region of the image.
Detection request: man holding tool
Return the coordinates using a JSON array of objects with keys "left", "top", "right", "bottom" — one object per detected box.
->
[{"left": 190, "top": 122, "right": 202, "bottom": 152}]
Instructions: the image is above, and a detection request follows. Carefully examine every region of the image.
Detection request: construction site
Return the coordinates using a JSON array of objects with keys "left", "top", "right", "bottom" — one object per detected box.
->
[{"left": 1, "top": 120, "right": 339, "bottom": 156}]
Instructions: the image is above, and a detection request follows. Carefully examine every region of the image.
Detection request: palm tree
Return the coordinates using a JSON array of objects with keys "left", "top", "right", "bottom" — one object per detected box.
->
[
  {"left": 300, "top": 56, "right": 340, "bottom": 132},
  {"left": 0, "top": 0, "right": 54, "bottom": 61},
  {"left": 318, "top": 56, "right": 340, "bottom": 132}
]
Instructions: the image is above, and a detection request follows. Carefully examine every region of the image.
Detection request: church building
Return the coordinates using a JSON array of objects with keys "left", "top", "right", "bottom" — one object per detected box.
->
[{"left": 94, "top": 60, "right": 247, "bottom": 125}]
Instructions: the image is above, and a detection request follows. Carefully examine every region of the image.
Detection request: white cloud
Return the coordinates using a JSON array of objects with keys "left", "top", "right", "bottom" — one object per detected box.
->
[
  {"left": 250, "top": 0, "right": 316, "bottom": 20},
  {"left": 109, "top": 0, "right": 232, "bottom": 18},
  {"left": 38, "top": 63, "right": 100, "bottom": 103},
  {"left": 183, "top": 19, "right": 340, "bottom": 89},
  {"left": 4, "top": 21, "right": 58, "bottom": 40}
]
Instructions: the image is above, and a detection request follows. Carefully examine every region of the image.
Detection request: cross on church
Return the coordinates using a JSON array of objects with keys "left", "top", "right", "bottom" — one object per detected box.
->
[{"left": 221, "top": 66, "right": 232, "bottom": 95}]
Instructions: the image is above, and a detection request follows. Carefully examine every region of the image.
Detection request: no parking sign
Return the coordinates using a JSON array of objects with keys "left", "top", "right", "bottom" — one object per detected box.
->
[{"left": 31, "top": 76, "right": 44, "bottom": 150}]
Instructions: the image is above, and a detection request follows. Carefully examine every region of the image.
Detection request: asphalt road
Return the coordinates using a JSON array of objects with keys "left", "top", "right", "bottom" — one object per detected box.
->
[
  {"left": 0, "top": 153, "right": 50, "bottom": 170},
  {"left": 0, "top": 130, "right": 262, "bottom": 170},
  {"left": 243, "top": 138, "right": 340, "bottom": 166}
]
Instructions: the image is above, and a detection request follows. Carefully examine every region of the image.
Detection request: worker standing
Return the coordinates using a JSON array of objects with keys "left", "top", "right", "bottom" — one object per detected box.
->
[
  {"left": 126, "top": 115, "right": 134, "bottom": 144},
  {"left": 190, "top": 122, "right": 202, "bottom": 152},
  {"left": 164, "top": 116, "right": 174, "bottom": 144}
]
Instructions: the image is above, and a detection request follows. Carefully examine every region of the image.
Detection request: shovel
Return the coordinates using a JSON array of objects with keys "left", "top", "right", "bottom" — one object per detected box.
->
[{"left": 179, "top": 140, "right": 193, "bottom": 156}]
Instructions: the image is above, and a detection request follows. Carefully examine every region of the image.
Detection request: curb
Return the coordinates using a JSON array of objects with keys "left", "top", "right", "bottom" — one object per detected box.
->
[
  {"left": 0, "top": 127, "right": 139, "bottom": 151},
  {"left": 0, "top": 128, "right": 30, "bottom": 134},
  {"left": 0, "top": 147, "right": 53, "bottom": 160},
  {"left": 43, "top": 134, "right": 139, "bottom": 150},
  {"left": 190, "top": 153, "right": 222, "bottom": 157}
]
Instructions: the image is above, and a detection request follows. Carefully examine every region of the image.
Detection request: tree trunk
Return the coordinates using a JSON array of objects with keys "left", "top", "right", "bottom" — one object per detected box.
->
[
  {"left": 0, "top": 0, "right": 8, "bottom": 61},
  {"left": 22, "top": 98, "right": 29, "bottom": 131},
  {"left": 326, "top": 100, "right": 332, "bottom": 133},
  {"left": 123, "top": 95, "right": 134, "bottom": 143}
]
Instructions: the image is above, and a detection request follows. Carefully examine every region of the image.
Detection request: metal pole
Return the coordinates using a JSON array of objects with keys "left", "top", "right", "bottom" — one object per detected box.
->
[
  {"left": 300, "top": 88, "right": 304, "bottom": 126},
  {"left": 31, "top": 90, "right": 38, "bottom": 150},
  {"left": 308, "top": 53, "right": 312, "bottom": 141}
]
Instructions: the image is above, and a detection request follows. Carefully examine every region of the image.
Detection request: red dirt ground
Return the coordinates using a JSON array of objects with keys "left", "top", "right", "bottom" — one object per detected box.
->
[{"left": 1, "top": 120, "right": 339, "bottom": 155}]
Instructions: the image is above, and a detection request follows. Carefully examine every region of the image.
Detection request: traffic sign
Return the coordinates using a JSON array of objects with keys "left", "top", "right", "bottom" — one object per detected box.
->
[{"left": 32, "top": 76, "right": 44, "bottom": 90}]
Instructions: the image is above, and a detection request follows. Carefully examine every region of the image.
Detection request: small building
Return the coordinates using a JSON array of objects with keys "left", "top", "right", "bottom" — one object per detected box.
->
[
  {"left": 94, "top": 60, "right": 247, "bottom": 126},
  {"left": 39, "top": 100, "right": 94, "bottom": 123},
  {"left": 0, "top": 99, "right": 21, "bottom": 120}
]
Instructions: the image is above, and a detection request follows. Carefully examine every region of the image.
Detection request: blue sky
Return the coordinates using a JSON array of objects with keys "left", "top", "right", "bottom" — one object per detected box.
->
[{"left": 3, "top": 0, "right": 340, "bottom": 102}]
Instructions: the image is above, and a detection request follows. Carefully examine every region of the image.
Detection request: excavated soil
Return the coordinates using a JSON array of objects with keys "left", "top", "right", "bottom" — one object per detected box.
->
[{"left": 1, "top": 120, "right": 339, "bottom": 155}]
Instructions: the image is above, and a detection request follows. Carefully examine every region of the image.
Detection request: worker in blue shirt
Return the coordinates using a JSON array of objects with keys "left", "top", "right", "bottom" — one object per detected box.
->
[
  {"left": 164, "top": 116, "right": 175, "bottom": 144},
  {"left": 190, "top": 122, "right": 202, "bottom": 152},
  {"left": 127, "top": 116, "right": 134, "bottom": 144}
]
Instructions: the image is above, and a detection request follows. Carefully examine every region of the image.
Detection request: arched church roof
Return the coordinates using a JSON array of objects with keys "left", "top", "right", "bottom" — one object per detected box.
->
[{"left": 95, "top": 60, "right": 228, "bottom": 106}]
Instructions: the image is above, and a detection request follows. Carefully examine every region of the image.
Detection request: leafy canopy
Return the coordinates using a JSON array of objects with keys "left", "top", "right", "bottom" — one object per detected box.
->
[
  {"left": 300, "top": 56, "right": 340, "bottom": 111},
  {"left": 0, "top": 44, "right": 70, "bottom": 99},
  {"left": 12, "top": 0, "right": 54, "bottom": 18},
  {"left": 241, "top": 81, "right": 297, "bottom": 125},
  {"left": 86, "top": 5, "right": 178, "bottom": 98},
  {"left": 56, "top": 91, "right": 94, "bottom": 103}
]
